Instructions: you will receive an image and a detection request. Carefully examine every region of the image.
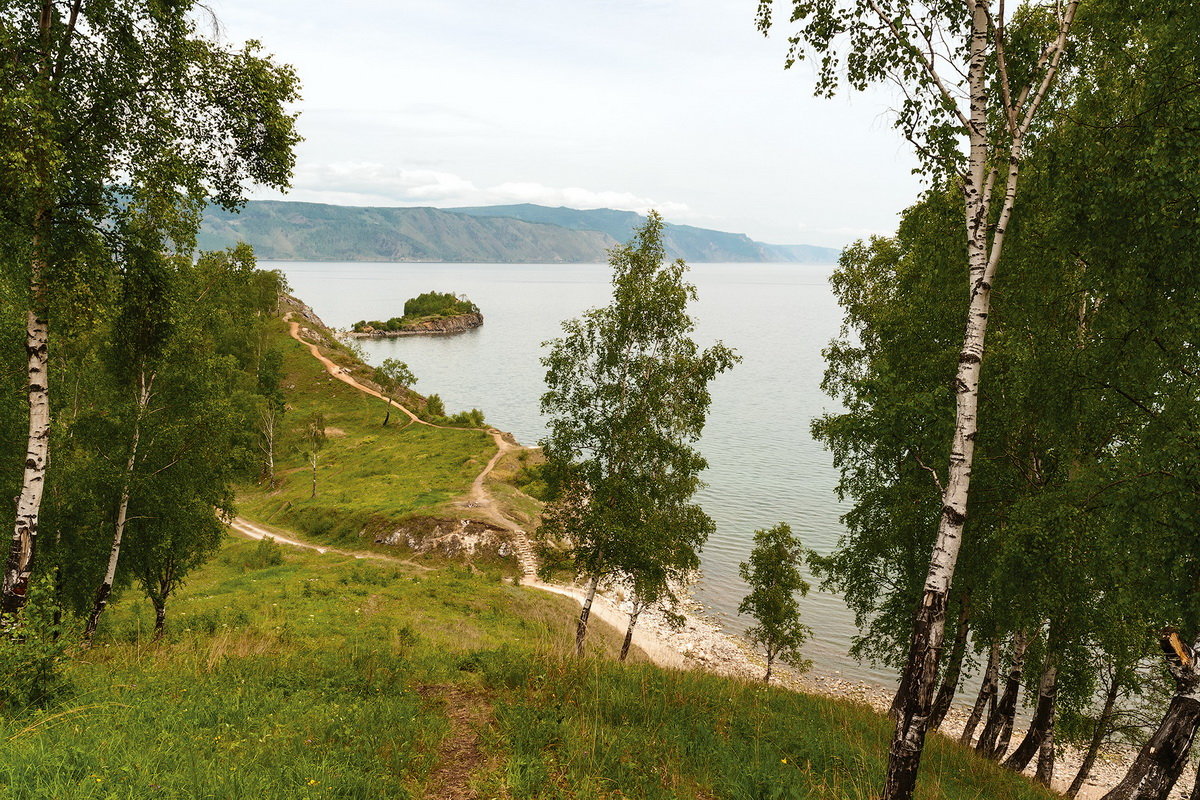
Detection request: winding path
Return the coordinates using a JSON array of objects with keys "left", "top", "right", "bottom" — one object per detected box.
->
[{"left": 231, "top": 313, "right": 684, "bottom": 666}]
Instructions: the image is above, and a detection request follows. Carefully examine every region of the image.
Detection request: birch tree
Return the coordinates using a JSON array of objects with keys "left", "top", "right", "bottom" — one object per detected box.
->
[
  {"left": 738, "top": 523, "right": 812, "bottom": 684},
  {"left": 539, "top": 212, "right": 736, "bottom": 656},
  {"left": 757, "top": 2, "right": 1079, "bottom": 794},
  {"left": 0, "top": 1, "right": 298, "bottom": 623}
]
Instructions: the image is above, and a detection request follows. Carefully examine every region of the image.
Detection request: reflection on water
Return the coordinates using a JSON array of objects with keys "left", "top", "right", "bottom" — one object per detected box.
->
[{"left": 273, "top": 260, "right": 897, "bottom": 688}]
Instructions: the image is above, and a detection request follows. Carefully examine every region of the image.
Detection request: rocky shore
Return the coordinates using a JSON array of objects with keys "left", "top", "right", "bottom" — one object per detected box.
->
[{"left": 346, "top": 311, "right": 483, "bottom": 337}]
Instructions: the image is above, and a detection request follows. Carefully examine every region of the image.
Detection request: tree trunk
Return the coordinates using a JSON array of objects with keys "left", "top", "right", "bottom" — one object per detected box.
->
[
  {"left": 978, "top": 630, "right": 1029, "bottom": 760},
  {"left": 382, "top": 408, "right": 390, "bottom": 427},
  {"left": 765, "top": 650, "right": 775, "bottom": 684},
  {"left": 1101, "top": 633, "right": 1200, "bottom": 800},
  {"left": 0, "top": 9, "right": 54, "bottom": 630},
  {"left": 879, "top": 7, "right": 998, "bottom": 797},
  {"left": 930, "top": 602, "right": 971, "bottom": 730},
  {"left": 261, "top": 405, "right": 277, "bottom": 483},
  {"left": 1004, "top": 653, "right": 1060, "bottom": 771},
  {"left": 1035, "top": 725, "right": 1056, "bottom": 787},
  {"left": 151, "top": 596, "right": 167, "bottom": 641},
  {"left": 877, "top": 0, "right": 1080, "bottom": 788},
  {"left": 1066, "top": 675, "right": 1121, "bottom": 798},
  {"left": 619, "top": 604, "right": 642, "bottom": 662},
  {"left": 2, "top": 307, "right": 51, "bottom": 624},
  {"left": 961, "top": 639, "right": 1001, "bottom": 746},
  {"left": 84, "top": 372, "right": 150, "bottom": 642},
  {"left": 310, "top": 453, "right": 318, "bottom": 498},
  {"left": 574, "top": 572, "right": 600, "bottom": 656}
]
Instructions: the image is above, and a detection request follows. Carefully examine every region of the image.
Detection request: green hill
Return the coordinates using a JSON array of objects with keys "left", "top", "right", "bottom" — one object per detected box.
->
[{"left": 198, "top": 201, "right": 842, "bottom": 264}]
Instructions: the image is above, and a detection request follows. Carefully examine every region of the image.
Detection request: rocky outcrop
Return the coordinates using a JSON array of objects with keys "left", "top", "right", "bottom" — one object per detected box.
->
[
  {"left": 349, "top": 312, "right": 483, "bottom": 337},
  {"left": 374, "top": 516, "right": 512, "bottom": 558}
]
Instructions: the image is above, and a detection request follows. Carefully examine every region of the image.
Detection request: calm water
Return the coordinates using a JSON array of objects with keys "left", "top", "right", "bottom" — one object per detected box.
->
[{"left": 273, "top": 261, "right": 894, "bottom": 687}]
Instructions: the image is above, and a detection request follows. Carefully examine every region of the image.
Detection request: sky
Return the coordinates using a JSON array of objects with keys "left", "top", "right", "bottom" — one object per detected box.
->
[{"left": 207, "top": 0, "right": 924, "bottom": 248}]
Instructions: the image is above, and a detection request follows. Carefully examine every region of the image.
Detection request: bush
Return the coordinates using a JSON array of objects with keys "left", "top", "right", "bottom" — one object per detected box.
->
[
  {"left": 244, "top": 537, "right": 285, "bottom": 569},
  {"left": 0, "top": 598, "right": 73, "bottom": 712}
]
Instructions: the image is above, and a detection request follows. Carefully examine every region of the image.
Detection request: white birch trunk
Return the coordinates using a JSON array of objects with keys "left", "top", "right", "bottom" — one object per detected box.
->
[
  {"left": 2, "top": 289, "right": 50, "bottom": 621},
  {"left": 574, "top": 571, "right": 601, "bottom": 656},
  {"left": 83, "top": 371, "right": 151, "bottom": 642}
]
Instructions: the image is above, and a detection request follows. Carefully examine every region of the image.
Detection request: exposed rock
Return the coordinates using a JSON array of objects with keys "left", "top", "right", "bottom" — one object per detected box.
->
[
  {"left": 374, "top": 516, "right": 511, "bottom": 558},
  {"left": 347, "top": 312, "right": 484, "bottom": 338}
]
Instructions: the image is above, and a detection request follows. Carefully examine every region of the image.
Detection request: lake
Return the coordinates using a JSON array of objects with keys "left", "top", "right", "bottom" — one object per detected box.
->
[{"left": 272, "top": 260, "right": 895, "bottom": 688}]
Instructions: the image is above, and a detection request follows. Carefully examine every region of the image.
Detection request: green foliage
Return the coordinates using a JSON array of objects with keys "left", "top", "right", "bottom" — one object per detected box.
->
[
  {"left": 245, "top": 537, "right": 285, "bottom": 570},
  {"left": 0, "top": 593, "right": 72, "bottom": 712},
  {"left": 403, "top": 291, "right": 478, "bottom": 319},
  {"left": 425, "top": 393, "right": 446, "bottom": 418},
  {"left": 739, "top": 523, "right": 813, "bottom": 678},
  {"left": 538, "top": 212, "right": 738, "bottom": 623},
  {"left": 375, "top": 358, "right": 416, "bottom": 391}
]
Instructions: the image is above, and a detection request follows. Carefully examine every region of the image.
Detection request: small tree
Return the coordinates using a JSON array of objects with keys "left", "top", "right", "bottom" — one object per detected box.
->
[
  {"left": 539, "top": 211, "right": 737, "bottom": 656},
  {"left": 375, "top": 358, "right": 416, "bottom": 427},
  {"left": 303, "top": 412, "right": 327, "bottom": 498},
  {"left": 376, "top": 358, "right": 416, "bottom": 391},
  {"left": 739, "top": 523, "right": 812, "bottom": 684}
]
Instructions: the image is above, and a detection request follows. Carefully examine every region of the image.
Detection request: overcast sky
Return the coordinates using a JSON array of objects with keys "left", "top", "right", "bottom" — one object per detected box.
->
[{"left": 208, "top": 0, "right": 923, "bottom": 248}]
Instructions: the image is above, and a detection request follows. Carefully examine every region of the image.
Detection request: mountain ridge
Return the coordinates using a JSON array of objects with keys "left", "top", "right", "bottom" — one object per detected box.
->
[{"left": 198, "top": 200, "right": 841, "bottom": 264}]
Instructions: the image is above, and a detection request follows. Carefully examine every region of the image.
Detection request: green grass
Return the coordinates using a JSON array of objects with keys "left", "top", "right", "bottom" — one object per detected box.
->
[
  {"left": 0, "top": 536, "right": 1058, "bottom": 800},
  {"left": 0, "top": 536, "right": 632, "bottom": 800},
  {"left": 238, "top": 318, "right": 496, "bottom": 551}
]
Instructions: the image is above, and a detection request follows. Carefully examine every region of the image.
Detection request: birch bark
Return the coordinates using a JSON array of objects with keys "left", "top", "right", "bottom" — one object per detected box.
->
[
  {"left": 1101, "top": 634, "right": 1200, "bottom": 800},
  {"left": 1004, "top": 654, "right": 1060, "bottom": 771},
  {"left": 83, "top": 371, "right": 152, "bottom": 642},
  {"left": 880, "top": 0, "right": 1079, "bottom": 790},
  {"left": 574, "top": 571, "right": 601, "bottom": 656},
  {"left": 978, "top": 630, "right": 1030, "bottom": 760},
  {"left": 929, "top": 603, "right": 970, "bottom": 730},
  {"left": 2, "top": 260, "right": 50, "bottom": 622},
  {"left": 618, "top": 602, "right": 643, "bottom": 662},
  {"left": 960, "top": 639, "right": 1000, "bottom": 746},
  {"left": 1067, "top": 677, "right": 1121, "bottom": 798}
]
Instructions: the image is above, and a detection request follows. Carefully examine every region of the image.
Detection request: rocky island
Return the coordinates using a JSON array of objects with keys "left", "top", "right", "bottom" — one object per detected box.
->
[{"left": 348, "top": 290, "right": 483, "bottom": 337}]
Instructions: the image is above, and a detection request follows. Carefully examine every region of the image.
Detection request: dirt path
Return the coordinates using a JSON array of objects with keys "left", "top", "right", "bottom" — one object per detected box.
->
[
  {"left": 265, "top": 315, "right": 672, "bottom": 658},
  {"left": 230, "top": 517, "right": 431, "bottom": 571},
  {"left": 418, "top": 686, "right": 493, "bottom": 800}
]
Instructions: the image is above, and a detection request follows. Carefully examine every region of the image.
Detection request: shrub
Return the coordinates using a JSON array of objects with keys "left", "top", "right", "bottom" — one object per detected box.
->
[
  {"left": 0, "top": 597, "right": 73, "bottom": 712},
  {"left": 244, "top": 537, "right": 285, "bottom": 569}
]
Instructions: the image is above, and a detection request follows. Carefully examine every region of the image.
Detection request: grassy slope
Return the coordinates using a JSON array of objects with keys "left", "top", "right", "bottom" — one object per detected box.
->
[
  {"left": 0, "top": 537, "right": 1057, "bottom": 800},
  {"left": 0, "top": 306, "right": 1058, "bottom": 800},
  {"left": 237, "top": 317, "right": 497, "bottom": 553}
]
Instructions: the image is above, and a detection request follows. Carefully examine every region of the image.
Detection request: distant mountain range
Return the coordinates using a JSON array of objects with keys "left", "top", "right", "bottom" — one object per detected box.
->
[{"left": 198, "top": 201, "right": 841, "bottom": 264}]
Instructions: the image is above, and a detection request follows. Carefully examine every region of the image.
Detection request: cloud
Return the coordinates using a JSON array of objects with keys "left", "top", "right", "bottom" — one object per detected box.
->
[{"left": 259, "top": 161, "right": 692, "bottom": 217}]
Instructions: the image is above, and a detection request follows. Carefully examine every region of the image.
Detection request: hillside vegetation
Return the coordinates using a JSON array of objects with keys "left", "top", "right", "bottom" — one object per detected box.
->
[
  {"left": 236, "top": 309, "right": 500, "bottom": 560},
  {"left": 0, "top": 532, "right": 1059, "bottom": 800}
]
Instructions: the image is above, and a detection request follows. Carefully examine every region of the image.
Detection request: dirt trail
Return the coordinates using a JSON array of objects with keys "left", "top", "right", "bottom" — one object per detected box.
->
[
  {"left": 242, "top": 315, "right": 678, "bottom": 663},
  {"left": 418, "top": 686, "right": 493, "bottom": 800}
]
